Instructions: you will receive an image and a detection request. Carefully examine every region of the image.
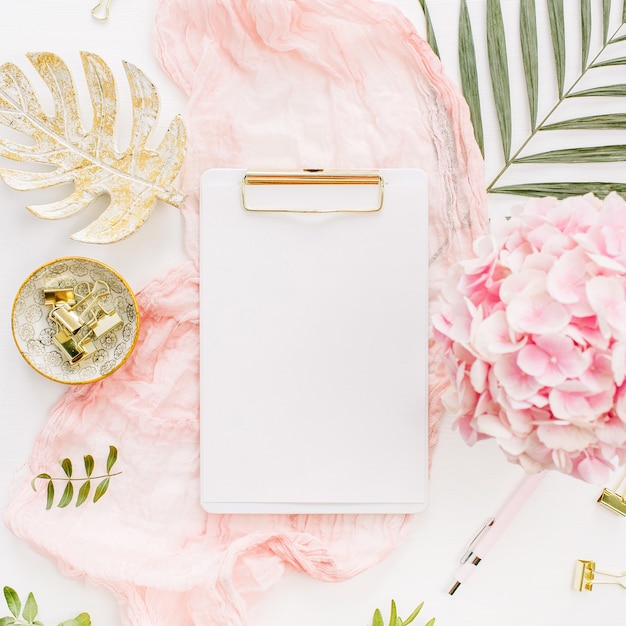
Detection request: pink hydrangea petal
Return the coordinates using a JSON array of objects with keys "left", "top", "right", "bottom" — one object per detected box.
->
[
  {"left": 533, "top": 334, "right": 589, "bottom": 379},
  {"left": 506, "top": 293, "right": 570, "bottom": 334},
  {"left": 546, "top": 248, "right": 589, "bottom": 305},
  {"left": 469, "top": 358, "right": 489, "bottom": 393},
  {"left": 499, "top": 269, "right": 546, "bottom": 304},
  {"left": 612, "top": 343, "right": 626, "bottom": 386},
  {"left": 475, "top": 413, "right": 512, "bottom": 438},
  {"left": 536, "top": 423, "right": 595, "bottom": 452},
  {"left": 493, "top": 353, "right": 542, "bottom": 401},
  {"left": 517, "top": 344, "right": 549, "bottom": 377},
  {"left": 579, "top": 351, "right": 613, "bottom": 392},
  {"left": 595, "top": 414, "right": 626, "bottom": 446},
  {"left": 576, "top": 455, "right": 612, "bottom": 484},
  {"left": 472, "top": 310, "right": 525, "bottom": 360}
]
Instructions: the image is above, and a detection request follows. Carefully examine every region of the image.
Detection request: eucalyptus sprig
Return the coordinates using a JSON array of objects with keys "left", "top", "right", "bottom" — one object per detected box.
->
[
  {"left": 31, "top": 445, "right": 120, "bottom": 510},
  {"left": 417, "top": 0, "right": 626, "bottom": 200},
  {"left": 0, "top": 586, "right": 90, "bottom": 626},
  {"left": 371, "top": 599, "right": 435, "bottom": 626}
]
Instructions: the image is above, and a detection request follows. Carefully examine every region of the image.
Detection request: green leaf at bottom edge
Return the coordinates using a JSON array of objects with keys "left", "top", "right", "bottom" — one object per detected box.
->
[
  {"left": 372, "top": 608, "right": 385, "bottom": 626},
  {"left": 22, "top": 593, "right": 38, "bottom": 623},
  {"left": 57, "top": 614, "right": 92, "bottom": 626},
  {"left": 3, "top": 587, "right": 20, "bottom": 619}
]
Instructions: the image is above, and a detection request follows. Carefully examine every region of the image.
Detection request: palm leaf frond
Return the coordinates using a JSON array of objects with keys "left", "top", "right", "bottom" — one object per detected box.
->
[
  {"left": 416, "top": 0, "right": 440, "bottom": 58},
  {"left": 415, "top": 0, "right": 626, "bottom": 201},
  {"left": 547, "top": 0, "right": 566, "bottom": 98},
  {"left": 520, "top": 0, "right": 538, "bottom": 129},
  {"left": 581, "top": 0, "right": 592, "bottom": 69},
  {"left": 459, "top": 0, "right": 485, "bottom": 155},
  {"left": 486, "top": 0, "right": 512, "bottom": 161}
]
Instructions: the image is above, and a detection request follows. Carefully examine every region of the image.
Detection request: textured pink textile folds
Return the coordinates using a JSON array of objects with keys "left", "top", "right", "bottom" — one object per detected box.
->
[{"left": 4, "top": 1, "right": 487, "bottom": 625}]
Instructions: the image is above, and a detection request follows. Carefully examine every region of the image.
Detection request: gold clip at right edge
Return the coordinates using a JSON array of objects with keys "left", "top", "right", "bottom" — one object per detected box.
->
[
  {"left": 598, "top": 465, "right": 626, "bottom": 515},
  {"left": 574, "top": 560, "right": 626, "bottom": 591}
]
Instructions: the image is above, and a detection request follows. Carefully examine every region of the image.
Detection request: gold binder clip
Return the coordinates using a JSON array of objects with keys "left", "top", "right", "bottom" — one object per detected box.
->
[
  {"left": 44, "top": 279, "right": 121, "bottom": 364},
  {"left": 598, "top": 466, "right": 626, "bottom": 515},
  {"left": 91, "top": 0, "right": 112, "bottom": 20},
  {"left": 241, "top": 169, "right": 385, "bottom": 213},
  {"left": 53, "top": 328, "right": 86, "bottom": 363},
  {"left": 574, "top": 560, "right": 626, "bottom": 591},
  {"left": 43, "top": 288, "right": 76, "bottom": 307},
  {"left": 89, "top": 310, "right": 123, "bottom": 339},
  {"left": 49, "top": 303, "right": 83, "bottom": 335}
]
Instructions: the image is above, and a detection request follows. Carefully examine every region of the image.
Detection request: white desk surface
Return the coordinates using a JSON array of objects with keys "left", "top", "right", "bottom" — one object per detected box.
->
[{"left": 1, "top": 2, "right": 625, "bottom": 625}]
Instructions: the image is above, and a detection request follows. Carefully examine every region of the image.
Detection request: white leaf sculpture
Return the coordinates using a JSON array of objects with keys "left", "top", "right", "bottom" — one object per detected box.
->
[{"left": 0, "top": 51, "right": 186, "bottom": 243}]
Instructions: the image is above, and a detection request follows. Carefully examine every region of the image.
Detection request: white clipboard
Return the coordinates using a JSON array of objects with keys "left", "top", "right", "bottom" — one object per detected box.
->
[{"left": 199, "top": 168, "right": 428, "bottom": 514}]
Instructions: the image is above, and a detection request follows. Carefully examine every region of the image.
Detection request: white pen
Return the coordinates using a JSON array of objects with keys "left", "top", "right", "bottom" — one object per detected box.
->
[{"left": 448, "top": 470, "right": 546, "bottom": 595}]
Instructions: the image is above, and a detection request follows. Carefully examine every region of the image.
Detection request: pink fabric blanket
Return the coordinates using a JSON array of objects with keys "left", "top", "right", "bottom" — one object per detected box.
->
[{"left": 4, "top": 1, "right": 487, "bottom": 624}]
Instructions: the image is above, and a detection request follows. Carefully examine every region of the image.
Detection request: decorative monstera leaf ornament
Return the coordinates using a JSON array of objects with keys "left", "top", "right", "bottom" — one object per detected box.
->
[{"left": 0, "top": 51, "right": 186, "bottom": 243}]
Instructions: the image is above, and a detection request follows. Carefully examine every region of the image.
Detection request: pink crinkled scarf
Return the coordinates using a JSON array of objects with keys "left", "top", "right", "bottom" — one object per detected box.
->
[{"left": 4, "top": 1, "right": 487, "bottom": 624}]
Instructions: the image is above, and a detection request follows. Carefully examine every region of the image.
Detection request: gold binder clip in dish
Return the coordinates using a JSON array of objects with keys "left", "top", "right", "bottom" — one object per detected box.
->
[
  {"left": 574, "top": 560, "right": 626, "bottom": 591},
  {"left": 241, "top": 169, "right": 385, "bottom": 213},
  {"left": 598, "top": 466, "right": 626, "bottom": 515},
  {"left": 43, "top": 288, "right": 76, "bottom": 307}
]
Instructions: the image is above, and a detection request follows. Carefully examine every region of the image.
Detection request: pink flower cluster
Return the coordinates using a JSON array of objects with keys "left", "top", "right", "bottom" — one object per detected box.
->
[{"left": 433, "top": 193, "right": 626, "bottom": 483}]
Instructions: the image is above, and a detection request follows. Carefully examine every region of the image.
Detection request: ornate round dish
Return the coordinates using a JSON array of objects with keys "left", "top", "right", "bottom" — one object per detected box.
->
[{"left": 12, "top": 256, "right": 140, "bottom": 384}]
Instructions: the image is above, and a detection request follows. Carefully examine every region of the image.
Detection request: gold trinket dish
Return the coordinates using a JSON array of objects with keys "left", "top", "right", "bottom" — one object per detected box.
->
[{"left": 11, "top": 257, "right": 140, "bottom": 384}]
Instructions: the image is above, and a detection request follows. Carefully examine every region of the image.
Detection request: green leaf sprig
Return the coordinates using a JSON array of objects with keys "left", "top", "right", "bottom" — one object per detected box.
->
[
  {"left": 0, "top": 586, "right": 90, "bottom": 626},
  {"left": 371, "top": 599, "right": 435, "bottom": 626},
  {"left": 31, "top": 445, "right": 120, "bottom": 510},
  {"left": 418, "top": 0, "right": 626, "bottom": 200}
]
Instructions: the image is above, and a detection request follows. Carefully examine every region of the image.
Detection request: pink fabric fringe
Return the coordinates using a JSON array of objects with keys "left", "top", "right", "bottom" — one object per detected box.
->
[{"left": 4, "top": 1, "right": 487, "bottom": 624}]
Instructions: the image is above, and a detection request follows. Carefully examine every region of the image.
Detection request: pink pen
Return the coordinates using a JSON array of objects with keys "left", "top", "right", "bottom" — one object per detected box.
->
[{"left": 448, "top": 470, "right": 546, "bottom": 595}]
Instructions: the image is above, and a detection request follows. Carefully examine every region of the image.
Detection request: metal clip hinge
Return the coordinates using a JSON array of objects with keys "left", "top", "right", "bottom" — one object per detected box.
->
[{"left": 574, "top": 560, "right": 626, "bottom": 592}]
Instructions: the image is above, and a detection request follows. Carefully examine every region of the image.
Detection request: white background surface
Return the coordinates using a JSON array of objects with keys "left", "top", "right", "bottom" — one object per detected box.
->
[{"left": 0, "top": 1, "right": 625, "bottom": 625}]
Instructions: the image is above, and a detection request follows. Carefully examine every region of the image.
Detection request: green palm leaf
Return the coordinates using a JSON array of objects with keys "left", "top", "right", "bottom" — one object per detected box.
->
[
  {"left": 415, "top": 0, "right": 626, "bottom": 200},
  {"left": 542, "top": 113, "right": 626, "bottom": 130},
  {"left": 603, "top": 0, "right": 611, "bottom": 42},
  {"left": 547, "top": 0, "right": 565, "bottom": 97},
  {"left": 486, "top": 0, "right": 511, "bottom": 161},
  {"left": 581, "top": 0, "right": 592, "bottom": 69},
  {"left": 459, "top": 0, "right": 484, "bottom": 154},
  {"left": 490, "top": 182, "right": 626, "bottom": 198},
  {"left": 416, "top": 0, "right": 440, "bottom": 58},
  {"left": 570, "top": 84, "right": 626, "bottom": 97},
  {"left": 520, "top": 0, "right": 538, "bottom": 129}
]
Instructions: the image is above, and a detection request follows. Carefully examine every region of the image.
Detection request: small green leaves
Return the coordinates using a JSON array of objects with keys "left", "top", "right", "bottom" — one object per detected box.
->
[
  {"left": 31, "top": 445, "right": 120, "bottom": 510},
  {"left": 21, "top": 595, "right": 37, "bottom": 625},
  {"left": 93, "top": 477, "right": 110, "bottom": 503},
  {"left": 83, "top": 455, "right": 94, "bottom": 477},
  {"left": 1, "top": 587, "right": 90, "bottom": 626},
  {"left": 371, "top": 599, "right": 434, "bottom": 626},
  {"left": 106, "top": 446, "right": 117, "bottom": 473},
  {"left": 4, "top": 588, "right": 20, "bottom": 619}
]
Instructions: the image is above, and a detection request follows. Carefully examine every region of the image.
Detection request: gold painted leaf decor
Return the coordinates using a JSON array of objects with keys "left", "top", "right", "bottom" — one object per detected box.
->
[{"left": 0, "top": 51, "right": 186, "bottom": 243}]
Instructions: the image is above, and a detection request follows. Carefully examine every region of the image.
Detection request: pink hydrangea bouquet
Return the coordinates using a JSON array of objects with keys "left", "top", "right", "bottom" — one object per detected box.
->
[{"left": 432, "top": 192, "right": 626, "bottom": 483}]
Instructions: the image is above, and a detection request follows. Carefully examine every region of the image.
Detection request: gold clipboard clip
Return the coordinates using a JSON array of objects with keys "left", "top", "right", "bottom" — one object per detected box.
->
[
  {"left": 598, "top": 465, "right": 626, "bottom": 515},
  {"left": 241, "top": 169, "right": 385, "bottom": 213},
  {"left": 574, "top": 560, "right": 626, "bottom": 591}
]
